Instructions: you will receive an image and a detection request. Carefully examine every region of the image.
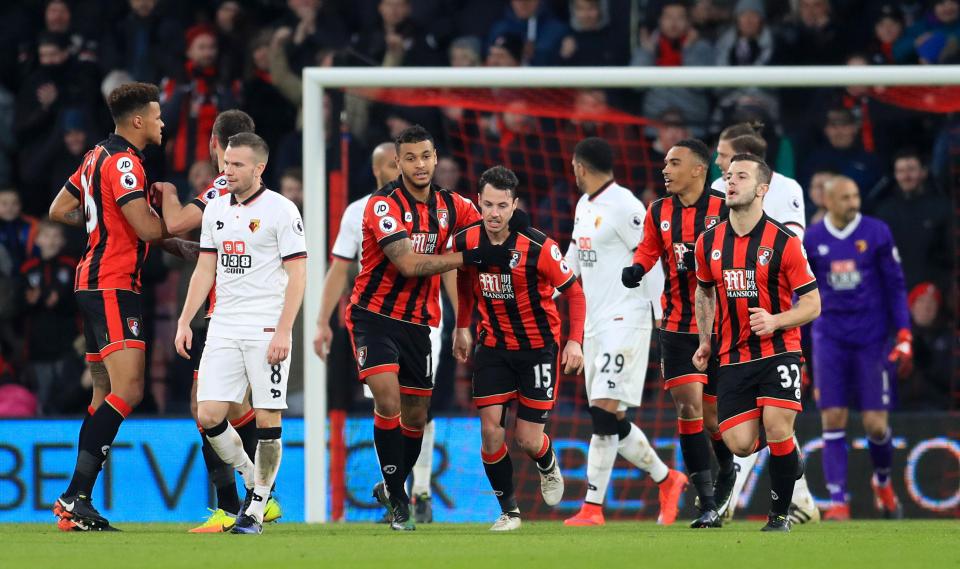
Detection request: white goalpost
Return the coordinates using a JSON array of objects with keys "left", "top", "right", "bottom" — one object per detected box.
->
[{"left": 300, "top": 65, "right": 960, "bottom": 523}]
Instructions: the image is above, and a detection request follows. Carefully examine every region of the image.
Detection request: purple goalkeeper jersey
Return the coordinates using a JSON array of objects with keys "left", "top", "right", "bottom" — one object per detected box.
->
[{"left": 804, "top": 214, "right": 910, "bottom": 346}]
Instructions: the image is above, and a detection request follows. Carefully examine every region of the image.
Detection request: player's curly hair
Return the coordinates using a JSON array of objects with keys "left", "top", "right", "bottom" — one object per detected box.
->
[
  {"left": 674, "top": 138, "right": 711, "bottom": 166},
  {"left": 573, "top": 137, "right": 614, "bottom": 174},
  {"left": 394, "top": 125, "right": 434, "bottom": 152},
  {"left": 106, "top": 82, "right": 160, "bottom": 123},
  {"left": 479, "top": 165, "right": 519, "bottom": 198}
]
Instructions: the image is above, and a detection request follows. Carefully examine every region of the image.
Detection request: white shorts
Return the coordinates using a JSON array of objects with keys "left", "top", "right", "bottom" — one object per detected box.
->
[
  {"left": 197, "top": 336, "right": 290, "bottom": 410},
  {"left": 363, "top": 324, "right": 442, "bottom": 399},
  {"left": 583, "top": 326, "right": 652, "bottom": 411}
]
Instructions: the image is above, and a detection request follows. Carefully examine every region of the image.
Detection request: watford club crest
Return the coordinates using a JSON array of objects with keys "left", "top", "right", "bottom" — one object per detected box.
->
[
  {"left": 855, "top": 239, "right": 868, "bottom": 253},
  {"left": 757, "top": 247, "right": 773, "bottom": 266},
  {"left": 249, "top": 218, "right": 260, "bottom": 233},
  {"left": 126, "top": 317, "right": 140, "bottom": 337}
]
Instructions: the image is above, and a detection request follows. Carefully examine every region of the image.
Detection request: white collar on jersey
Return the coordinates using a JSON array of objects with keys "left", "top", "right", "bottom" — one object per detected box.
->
[{"left": 824, "top": 212, "right": 862, "bottom": 240}]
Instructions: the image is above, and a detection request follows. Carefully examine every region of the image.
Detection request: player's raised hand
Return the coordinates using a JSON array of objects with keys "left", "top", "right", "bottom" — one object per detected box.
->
[
  {"left": 314, "top": 322, "right": 333, "bottom": 360},
  {"left": 748, "top": 307, "right": 778, "bottom": 336},
  {"left": 267, "top": 331, "right": 291, "bottom": 365},
  {"left": 174, "top": 324, "right": 193, "bottom": 359},
  {"left": 621, "top": 264, "right": 645, "bottom": 288},
  {"left": 452, "top": 327, "right": 473, "bottom": 363},
  {"left": 561, "top": 340, "right": 584, "bottom": 375},
  {"left": 692, "top": 341, "right": 711, "bottom": 371},
  {"left": 887, "top": 328, "right": 914, "bottom": 377}
]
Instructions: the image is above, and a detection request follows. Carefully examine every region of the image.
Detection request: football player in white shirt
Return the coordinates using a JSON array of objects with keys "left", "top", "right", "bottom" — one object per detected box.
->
[
  {"left": 562, "top": 137, "right": 688, "bottom": 527},
  {"left": 313, "top": 142, "right": 454, "bottom": 524},
  {"left": 713, "top": 127, "right": 819, "bottom": 524},
  {"left": 175, "top": 133, "right": 306, "bottom": 535}
]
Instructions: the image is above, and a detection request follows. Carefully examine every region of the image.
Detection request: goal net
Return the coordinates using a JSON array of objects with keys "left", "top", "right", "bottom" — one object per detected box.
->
[{"left": 302, "top": 67, "right": 960, "bottom": 523}]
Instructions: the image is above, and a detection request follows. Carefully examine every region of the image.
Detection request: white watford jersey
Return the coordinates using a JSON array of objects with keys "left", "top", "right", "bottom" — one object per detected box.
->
[
  {"left": 331, "top": 194, "right": 370, "bottom": 267},
  {"left": 200, "top": 186, "right": 307, "bottom": 339},
  {"left": 712, "top": 171, "right": 806, "bottom": 239},
  {"left": 567, "top": 181, "right": 664, "bottom": 336}
]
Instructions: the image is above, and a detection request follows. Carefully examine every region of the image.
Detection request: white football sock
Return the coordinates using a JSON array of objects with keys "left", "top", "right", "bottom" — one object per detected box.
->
[
  {"left": 411, "top": 420, "right": 435, "bottom": 496},
  {"left": 618, "top": 423, "right": 669, "bottom": 483},
  {"left": 729, "top": 451, "right": 761, "bottom": 515},
  {"left": 245, "top": 438, "right": 282, "bottom": 523},
  {"left": 585, "top": 434, "right": 618, "bottom": 505},
  {"left": 206, "top": 423, "right": 254, "bottom": 489}
]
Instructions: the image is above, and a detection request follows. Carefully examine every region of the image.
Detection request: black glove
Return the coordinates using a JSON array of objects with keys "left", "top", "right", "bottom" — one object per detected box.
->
[
  {"left": 621, "top": 264, "right": 646, "bottom": 288},
  {"left": 508, "top": 209, "right": 530, "bottom": 232},
  {"left": 463, "top": 242, "right": 513, "bottom": 269}
]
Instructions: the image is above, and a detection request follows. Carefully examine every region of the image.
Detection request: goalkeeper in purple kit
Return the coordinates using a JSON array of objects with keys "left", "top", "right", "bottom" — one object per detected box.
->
[{"left": 803, "top": 176, "right": 912, "bottom": 521}]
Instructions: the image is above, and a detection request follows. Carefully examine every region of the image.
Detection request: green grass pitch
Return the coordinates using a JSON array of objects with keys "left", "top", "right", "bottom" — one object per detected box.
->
[{"left": 5, "top": 521, "right": 958, "bottom": 569}]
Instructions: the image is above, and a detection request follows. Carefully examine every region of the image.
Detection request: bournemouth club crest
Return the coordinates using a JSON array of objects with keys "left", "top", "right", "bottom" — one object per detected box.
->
[
  {"left": 126, "top": 317, "right": 141, "bottom": 337},
  {"left": 437, "top": 209, "right": 449, "bottom": 229},
  {"left": 509, "top": 250, "right": 522, "bottom": 269},
  {"left": 757, "top": 247, "right": 773, "bottom": 266},
  {"left": 357, "top": 346, "right": 367, "bottom": 367},
  {"left": 705, "top": 216, "right": 720, "bottom": 229}
]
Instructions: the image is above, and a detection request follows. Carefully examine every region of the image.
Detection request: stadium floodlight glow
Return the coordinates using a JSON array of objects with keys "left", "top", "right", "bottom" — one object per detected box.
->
[{"left": 300, "top": 64, "right": 960, "bottom": 523}]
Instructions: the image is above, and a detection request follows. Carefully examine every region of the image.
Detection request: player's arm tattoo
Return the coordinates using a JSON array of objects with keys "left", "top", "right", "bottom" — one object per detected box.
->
[
  {"left": 383, "top": 237, "right": 460, "bottom": 277},
  {"left": 694, "top": 285, "right": 716, "bottom": 346},
  {"left": 158, "top": 238, "right": 200, "bottom": 261},
  {"left": 60, "top": 208, "right": 84, "bottom": 227}
]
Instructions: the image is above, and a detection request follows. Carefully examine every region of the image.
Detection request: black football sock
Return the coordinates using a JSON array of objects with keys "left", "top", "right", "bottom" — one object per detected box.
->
[
  {"left": 400, "top": 424, "right": 424, "bottom": 486},
  {"left": 533, "top": 434, "right": 555, "bottom": 472},
  {"left": 710, "top": 432, "right": 735, "bottom": 474},
  {"left": 66, "top": 394, "right": 131, "bottom": 497},
  {"left": 679, "top": 419, "right": 715, "bottom": 510},
  {"left": 201, "top": 432, "right": 241, "bottom": 514},
  {"left": 482, "top": 443, "right": 518, "bottom": 513},
  {"left": 374, "top": 412, "right": 407, "bottom": 502},
  {"left": 768, "top": 438, "right": 799, "bottom": 516}
]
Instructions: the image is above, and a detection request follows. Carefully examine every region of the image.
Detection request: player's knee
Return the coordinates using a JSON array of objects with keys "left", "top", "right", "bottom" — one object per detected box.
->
[
  {"left": 862, "top": 417, "right": 888, "bottom": 440},
  {"left": 89, "top": 362, "right": 110, "bottom": 393},
  {"left": 480, "top": 421, "right": 504, "bottom": 447},
  {"left": 820, "top": 407, "right": 847, "bottom": 430},
  {"left": 673, "top": 398, "right": 702, "bottom": 419},
  {"left": 197, "top": 406, "right": 225, "bottom": 430},
  {"left": 589, "top": 406, "right": 620, "bottom": 436}
]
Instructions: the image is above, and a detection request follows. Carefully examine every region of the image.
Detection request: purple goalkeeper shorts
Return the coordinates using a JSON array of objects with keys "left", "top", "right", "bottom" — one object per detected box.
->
[{"left": 812, "top": 331, "right": 895, "bottom": 411}]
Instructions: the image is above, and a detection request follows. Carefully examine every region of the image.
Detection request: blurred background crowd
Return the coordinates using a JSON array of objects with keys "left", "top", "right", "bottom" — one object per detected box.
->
[{"left": 0, "top": 0, "right": 955, "bottom": 417}]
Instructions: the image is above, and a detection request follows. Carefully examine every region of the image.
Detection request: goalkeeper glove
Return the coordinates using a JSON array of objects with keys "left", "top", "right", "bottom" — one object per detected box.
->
[{"left": 887, "top": 328, "right": 913, "bottom": 378}]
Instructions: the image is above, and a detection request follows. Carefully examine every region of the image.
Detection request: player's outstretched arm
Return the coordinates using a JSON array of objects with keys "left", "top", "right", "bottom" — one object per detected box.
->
[
  {"left": 314, "top": 258, "right": 351, "bottom": 360},
  {"left": 383, "top": 237, "right": 511, "bottom": 277},
  {"left": 155, "top": 182, "right": 202, "bottom": 235},
  {"left": 269, "top": 257, "right": 306, "bottom": 365},
  {"left": 692, "top": 284, "right": 716, "bottom": 371},
  {"left": 157, "top": 238, "right": 200, "bottom": 261},
  {"left": 49, "top": 187, "right": 83, "bottom": 227},
  {"left": 175, "top": 252, "right": 217, "bottom": 359},
  {"left": 561, "top": 280, "right": 586, "bottom": 375}
]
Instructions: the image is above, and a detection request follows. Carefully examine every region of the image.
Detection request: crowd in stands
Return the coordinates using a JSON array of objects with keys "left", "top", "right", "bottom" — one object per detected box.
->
[{"left": 0, "top": 0, "right": 955, "bottom": 416}]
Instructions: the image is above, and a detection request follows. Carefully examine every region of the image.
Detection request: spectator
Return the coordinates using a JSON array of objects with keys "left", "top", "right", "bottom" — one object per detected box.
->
[
  {"left": 642, "top": 108, "right": 690, "bottom": 201},
  {"left": 632, "top": 2, "right": 713, "bottom": 136},
  {"left": 901, "top": 283, "right": 953, "bottom": 409},
  {"left": 874, "top": 150, "right": 953, "bottom": 291},
  {"left": 486, "top": 34, "right": 524, "bottom": 66},
  {"left": 160, "top": 25, "right": 240, "bottom": 197},
  {"left": 214, "top": 0, "right": 249, "bottom": 83},
  {"left": 714, "top": 0, "right": 774, "bottom": 67},
  {"left": 448, "top": 0, "right": 508, "bottom": 43},
  {"left": 100, "top": 0, "right": 184, "bottom": 84},
  {"left": 0, "top": 189, "right": 38, "bottom": 270},
  {"left": 777, "top": 0, "right": 847, "bottom": 65},
  {"left": 806, "top": 170, "right": 835, "bottom": 225},
  {"left": 350, "top": 0, "right": 444, "bottom": 67},
  {"left": 559, "top": 0, "right": 629, "bottom": 66},
  {"left": 488, "top": 0, "right": 569, "bottom": 66},
  {"left": 801, "top": 107, "right": 884, "bottom": 199},
  {"left": 0, "top": 353, "right": 36, "bottom": 418},
  {"left": 242, "top": 29, "right": 297, "bottom": 179},
  {"left": 21, "top": 108, "right": 92, "bottom": 215},
  {"left": 869, "top": 4, "right": 908, "bottom": 64},
  {"left": 279, "top": 167, "right": 303, "bottom": 211},
  {"left": 277, "top": 0, "right": 348, "bottom": 72},
  {"left": 15, "top": 33, "right": 101, "bottom": 190},
  {"left": 187, "top": 160, "right": 216, "bottom": 198},
  {"left": 17, "top": 220, "right": 78, "bottom": 415},
  {"left": 895, "top": 0, "right": 960, "bottom": 63},
  {"left": 435, "top": 156, "right": 464, "bottom": 192},
  {"left": 33, "top": 0, "right": 98, "bottom": 67},
  {"left": 449, "top": 36, "right": 482, "bottom": 67}
]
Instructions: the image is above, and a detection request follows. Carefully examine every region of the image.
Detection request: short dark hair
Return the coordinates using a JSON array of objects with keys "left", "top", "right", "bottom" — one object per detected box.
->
[
  {"left": 281, "top": 167, "right": 302, "bottom": 182},
  {"left": 227, "top": 132, "right": 270, "bottom": 161},
  {"left": 213, "top": 110, "right": 255, "bottom": 145},
  {"left": 106, "top": 82, "right": 159, "bottom": 123},
  {"left": 573, "top": 137, "right": 614, "bottom": 173},
  {"left": 727, "top": 134, "right": 767, "bottom": 159},
  {"left": 892, "top": 147, "right": 924, "bottom": 166},
  {"left": 395, "top": 124, "right": 434, "bottom": 152},
  {"left": 674, "top": 138, "right": 711, "bottom": 166},
  {"left": 730, "top": 153, "right": 772, "bottom": 186},
  {"left": 478, "top": 165, "right": 519, "bottom": 198},
  {"left": 720, "top": 120, "right": 763, "bottom": 141}
]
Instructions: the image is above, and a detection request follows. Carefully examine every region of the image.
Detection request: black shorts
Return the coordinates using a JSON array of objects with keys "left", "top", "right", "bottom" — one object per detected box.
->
[
  {"left": 346, "top": 305, "right": 433, "bottom": 396},
  {"left": 717, "top": 353, "right": 803, "bottom": 433},
  {"left": 473, "top": 343, "right": 558, "bottom": 424},
  {"left": 659, "top": 330, "right": 719, "bottom": 401},
  {"left": 191, "top": 323, "right": 208, "bottom": 378},
  {"left": 76, "top": 289, "right": 145, "bottom": 362}
]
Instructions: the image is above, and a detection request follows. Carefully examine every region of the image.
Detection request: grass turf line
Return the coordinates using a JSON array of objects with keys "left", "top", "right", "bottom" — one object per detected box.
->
[{"left": 4, "top": 521, "right": 958, "bottom": 569}]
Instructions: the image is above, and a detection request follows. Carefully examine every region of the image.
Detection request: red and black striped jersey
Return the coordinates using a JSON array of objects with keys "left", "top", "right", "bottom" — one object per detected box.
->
[
  {"left": 453, "top": 223, "right": 577, "bottom": 350},
  {"left": 350, "top": 178, "right": 480, "bottom": 327},
  {"left": 695, "top": 214, "right": 818, "bottom": 366},
  {"left": 65, "top": 134, "right": 150, "bottom": 292},
  {"left": 193, "top": 174, "right": 229, "bottom": 318},
  {"left": 633, "top": 188, "right": 727, "bottom": 334}
]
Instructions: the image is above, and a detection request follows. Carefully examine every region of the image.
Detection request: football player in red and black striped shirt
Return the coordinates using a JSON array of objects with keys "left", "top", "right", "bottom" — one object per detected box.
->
[
  {"left": 621, "top": 139, "right": 734, "bottom": 527},
  {"left": 693, "top": 154, "right": 821, "bottom": 532},
  {"left": 47, "top": 83, "right": 171, "bottom": 532},
  {"left": 452, "top": 166, "right": 585, "bottom": 531},
  {"left": 347, "top": 126, "right": 512, "bottom": 530}
]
